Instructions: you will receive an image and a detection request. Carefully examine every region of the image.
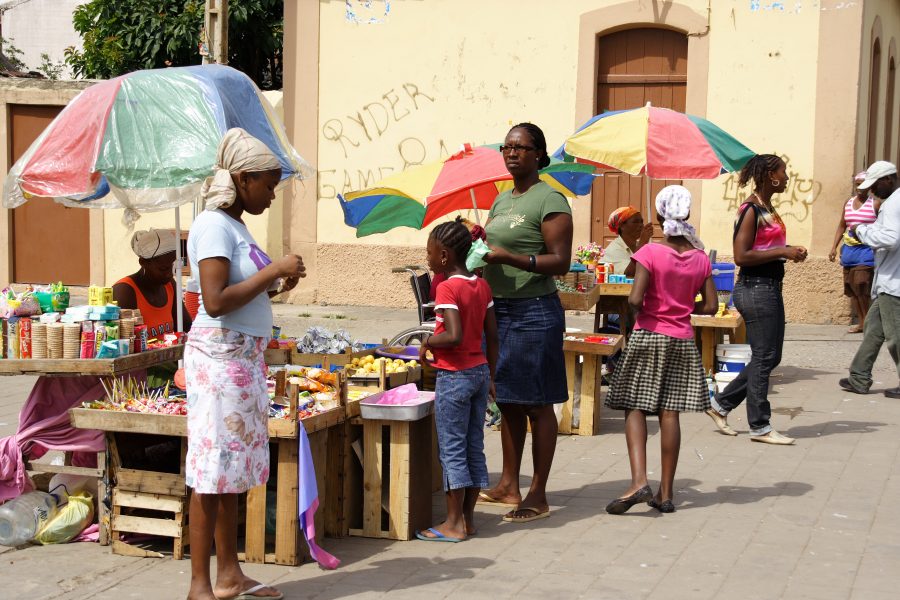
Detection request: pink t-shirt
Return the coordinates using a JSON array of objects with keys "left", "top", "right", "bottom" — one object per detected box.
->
[{"left": 632, "top": 243, "right": 712, "bottom": 339}]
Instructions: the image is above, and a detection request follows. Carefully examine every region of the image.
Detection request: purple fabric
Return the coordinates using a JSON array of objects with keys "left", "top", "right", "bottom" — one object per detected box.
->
[
  {"left": 0, "top": 376, "right": 106, "bottom": 502},
  {"left": 297, "top": 426, "right": 340, "bottom": 569}
]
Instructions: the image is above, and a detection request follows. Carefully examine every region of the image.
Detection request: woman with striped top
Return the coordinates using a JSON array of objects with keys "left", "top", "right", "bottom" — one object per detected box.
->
[{"left": 829, "top": 173, "right": 878, "bottom": 332}]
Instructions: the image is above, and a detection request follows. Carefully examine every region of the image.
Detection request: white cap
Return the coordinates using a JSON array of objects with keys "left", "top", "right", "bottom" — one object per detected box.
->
[{"left": 858, "top": 160, "right": 898, "bottom": 190}]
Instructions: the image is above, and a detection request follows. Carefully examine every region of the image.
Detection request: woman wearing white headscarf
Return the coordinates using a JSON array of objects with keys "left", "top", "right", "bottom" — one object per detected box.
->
[
  {"left": 185, "top": 128, "right": 304, "bottom": 600},
  {"left": 604, "top": 186, "right": 717, "bottom": 515}
]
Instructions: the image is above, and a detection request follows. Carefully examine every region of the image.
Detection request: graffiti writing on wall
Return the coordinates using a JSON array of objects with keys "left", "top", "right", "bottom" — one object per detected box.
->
[
  {"left": 320, "top": 82, "right": 449, "bottom": 199},
  {"left": 749, "top": 1, "right": 858, "bottom": 13},
  {"left": 721, "top": 153, "right": 821, "bottom": 222}
]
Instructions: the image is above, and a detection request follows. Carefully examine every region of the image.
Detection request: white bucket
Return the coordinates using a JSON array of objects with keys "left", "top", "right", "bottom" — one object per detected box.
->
[
  {"left": 716, "top": 344, "right": 751, "bottom": 374},
  {"left": 715, "top": 371, "right": 739, "bottom": 393}
]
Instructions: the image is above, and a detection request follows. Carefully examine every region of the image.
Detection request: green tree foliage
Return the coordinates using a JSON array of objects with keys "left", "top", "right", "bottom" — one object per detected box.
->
[{"left": 64, "top": 0, "right": 283, "bottom": 89}]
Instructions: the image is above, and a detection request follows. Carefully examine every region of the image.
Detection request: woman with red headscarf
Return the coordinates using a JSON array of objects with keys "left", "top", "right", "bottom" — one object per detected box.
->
[{"left": 604, "top": 206, "right": 654, "bottom": 277}]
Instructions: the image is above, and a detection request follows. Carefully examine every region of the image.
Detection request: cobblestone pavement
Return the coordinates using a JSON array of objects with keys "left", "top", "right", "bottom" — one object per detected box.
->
[{"left": 1, "top": 307, "right": 899, "bottom": 599}]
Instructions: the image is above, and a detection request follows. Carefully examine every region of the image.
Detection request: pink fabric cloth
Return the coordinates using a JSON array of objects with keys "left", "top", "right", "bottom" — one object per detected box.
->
[
  {"left": 632, "top": 243, "right": 712, "bottom": 339},
  {"left": 0, "top": 375, "right": 106, "bottom": 502}
]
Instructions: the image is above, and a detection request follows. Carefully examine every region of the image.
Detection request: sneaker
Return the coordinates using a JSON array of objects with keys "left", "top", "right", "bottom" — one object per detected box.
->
[
  {"left": 705, "top": 408, "right": 738, "bottom": 436},
  {"left": 839, "top": 377, "right": 869, "bottom": 395},
  {"left": 751, "top": 430, "right": 795, "bottom": 445},
  {"left": 885, "top": 387, "right": 900, "bottom": 399}
]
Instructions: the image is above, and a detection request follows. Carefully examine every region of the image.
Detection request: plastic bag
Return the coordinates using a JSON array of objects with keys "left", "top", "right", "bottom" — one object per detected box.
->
[
  {"left": 34, "top": 491, "right": 94, "bottom": 545},
  {"left": 466, "top": 238, "right": 491, "bottom": 271},
  {"left": 0, "top": 289, "right": 41, "bottom": 318},
  {"left": 376, "top": 383, "right": 426, "bottom": 406}
]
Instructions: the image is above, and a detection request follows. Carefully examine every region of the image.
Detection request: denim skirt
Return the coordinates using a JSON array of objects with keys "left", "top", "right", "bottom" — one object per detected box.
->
[{"left": 493, "top": 293, "right": 568, "bottom": 405}]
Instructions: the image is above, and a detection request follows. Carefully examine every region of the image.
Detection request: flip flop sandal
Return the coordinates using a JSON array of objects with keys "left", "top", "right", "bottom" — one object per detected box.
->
[
  {"left": 477, "top": 491, "right": 519, "bottom": 507},
  {"left": 415, "top": 527, "right": 464, "bottom": 542},
  {"left": 230, "top": 583, "right": 284, "bottom": 600},
  {"left": 502, "top": 506, "right": 551, "bottom": 523}
]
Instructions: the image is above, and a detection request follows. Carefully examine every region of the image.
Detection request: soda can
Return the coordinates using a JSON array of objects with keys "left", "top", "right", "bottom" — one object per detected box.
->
[
  {"left": 134, "top": 325, "right": 147, "bottom": 353},
  {"left": 19, "top": 318, "right": 32, "bottom": 359}
]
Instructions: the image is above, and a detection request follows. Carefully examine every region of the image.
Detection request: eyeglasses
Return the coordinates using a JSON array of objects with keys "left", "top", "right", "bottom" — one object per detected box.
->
[{"left": 499, "top": 144, "right": 537, "bottom": 154}]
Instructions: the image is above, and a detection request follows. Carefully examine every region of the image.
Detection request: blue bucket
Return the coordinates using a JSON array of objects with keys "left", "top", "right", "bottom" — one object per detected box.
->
[{"left": 711, "top": 262, "right": 736, "bottom": 293}]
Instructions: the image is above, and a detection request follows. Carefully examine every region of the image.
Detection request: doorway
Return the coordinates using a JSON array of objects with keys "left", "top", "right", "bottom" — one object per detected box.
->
[
  {"left": 591, "top": 27, "right": 688, "bottom": 247},
  {"left": 9, "top": 104, "right": 91, "bottom": 285}
]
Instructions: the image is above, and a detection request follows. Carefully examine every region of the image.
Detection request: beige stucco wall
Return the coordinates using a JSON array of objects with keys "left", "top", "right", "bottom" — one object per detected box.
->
[
  {"left": 857, "top": 0, "right": 900, "bottom": 170},
  {"left": 307, "top": 0, "right": 864, "bottom": 322}
]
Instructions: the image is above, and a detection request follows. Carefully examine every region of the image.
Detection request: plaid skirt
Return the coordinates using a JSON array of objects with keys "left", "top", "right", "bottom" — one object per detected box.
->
[{"left": 605, "top": 329, "right": 710, "bottom": 413}]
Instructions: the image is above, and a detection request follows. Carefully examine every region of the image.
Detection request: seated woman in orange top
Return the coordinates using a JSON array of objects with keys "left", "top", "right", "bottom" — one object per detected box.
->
[{"left": 113, "top": 229, "right": 192, "bottom": 336}]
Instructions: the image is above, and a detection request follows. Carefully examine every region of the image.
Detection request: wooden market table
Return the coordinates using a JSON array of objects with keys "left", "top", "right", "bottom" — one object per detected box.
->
[
  {"left": 592, "top": 283, "right": 632, "bottom": 336},
  {"left": 691, "top": 312, "right": 747, "bottom": 374},
  {"left": 68, "top": 372, "right": 347, "bottom": 565},
  {"left": 559, "top": 333, "right": 624, "bottom": 436},
  {"left": 0, "top": 345, "right": 184, "bottom": 547}
]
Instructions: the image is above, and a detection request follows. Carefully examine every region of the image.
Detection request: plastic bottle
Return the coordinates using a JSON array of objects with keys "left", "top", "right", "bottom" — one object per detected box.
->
[{"left": 0, "top": 491, "right": 59, "bottom": 546}]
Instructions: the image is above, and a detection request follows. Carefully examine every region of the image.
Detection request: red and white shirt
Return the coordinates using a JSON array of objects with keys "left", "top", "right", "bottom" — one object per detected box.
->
[
  {"left": 844, "top": 195, "right": 877, "bottom": 229},
  {"left": 431, "top": 274, "right": 494, "bottom": 371}
]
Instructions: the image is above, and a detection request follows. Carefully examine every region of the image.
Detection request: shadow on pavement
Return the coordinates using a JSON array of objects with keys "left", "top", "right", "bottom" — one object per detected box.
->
[
  {"left": 274, "top": 556, "right": 494, "bottom": 598},
  {"left": 770, "top": 365, "right": 832, "bottom": 389},
  {"left": 675, "top": 479, "right": 814, "bottom": 510},
  {"left": 785, "top": 420, "right": 887, "bottom": 438}
]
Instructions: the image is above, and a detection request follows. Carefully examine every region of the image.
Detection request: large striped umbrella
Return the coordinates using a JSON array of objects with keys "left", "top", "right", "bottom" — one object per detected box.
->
[
  {"left": 338, "top": 143, "right": 596, "bottom": 237},
  {"left": 2, "top": 64, "right": 312, "bottom": 332},
  {"left": 554, "top": 104, "right": 754, "bottom": 178},
  {"left": 3, "top": 64, "right": 312, "bottom": 219}
]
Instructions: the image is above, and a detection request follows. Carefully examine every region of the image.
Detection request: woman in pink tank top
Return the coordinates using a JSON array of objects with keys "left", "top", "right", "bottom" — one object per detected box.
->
[{"left": 828, "top": 172, "right": 878, "bottom": 332}]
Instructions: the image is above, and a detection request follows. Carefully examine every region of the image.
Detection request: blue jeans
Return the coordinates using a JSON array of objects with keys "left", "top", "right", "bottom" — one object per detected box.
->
[
  {"left": 711, "top": 277, "right": 784, "bottom": 435},
  {"left": 434, "top": 364, "right": 490, "bottom": 491}
]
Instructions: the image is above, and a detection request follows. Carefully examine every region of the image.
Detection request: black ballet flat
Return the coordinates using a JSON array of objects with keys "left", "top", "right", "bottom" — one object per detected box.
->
[
  {"left": 648, "top": 498, "right": 675, "bottom": 513},
  {"left": 605, "top": 485, "right": 652, "bottom": 515}
]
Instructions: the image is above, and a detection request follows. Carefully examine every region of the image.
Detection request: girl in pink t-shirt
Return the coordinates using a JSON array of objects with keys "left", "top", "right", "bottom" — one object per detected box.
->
[{"left": 605, "top": 186, "right": 717, "bottom": 515}]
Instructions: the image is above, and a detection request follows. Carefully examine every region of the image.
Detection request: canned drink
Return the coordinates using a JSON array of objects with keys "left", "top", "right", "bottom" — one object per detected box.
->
[{"left": 19, "top": 318, "right": 32, "bottom": 359}]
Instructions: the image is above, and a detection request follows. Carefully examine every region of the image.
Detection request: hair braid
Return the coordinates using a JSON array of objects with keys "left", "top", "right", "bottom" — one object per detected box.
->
[
  {"left": 738, "top": 154, "right": 783, "bottom": 190},
  {"left": 429, "top": 217, "right": 472, "bottom": 265},
  {"left": 509, "top": 122, "right": 551, "bottom": 169}
]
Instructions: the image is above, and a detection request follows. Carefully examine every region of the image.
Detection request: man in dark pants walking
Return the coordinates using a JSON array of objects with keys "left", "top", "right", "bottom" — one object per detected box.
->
[{"left": 840, "top": 161, "right": 900, "bottom": 398}]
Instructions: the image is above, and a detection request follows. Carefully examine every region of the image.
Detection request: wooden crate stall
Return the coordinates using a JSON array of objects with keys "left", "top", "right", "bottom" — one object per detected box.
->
[
  {"left": 559, "top": 333, "right": 624, "bottom": 436},
  {"left": 346, "top": 414, "right": 433, "bottom": 541}
]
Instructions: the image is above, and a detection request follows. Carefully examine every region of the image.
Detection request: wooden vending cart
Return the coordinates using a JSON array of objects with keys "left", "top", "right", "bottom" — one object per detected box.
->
[
  {"left": 0, "top": 345, "right": 185, "bottom": 546},
  {"left": 69, "top": 371, "right": 347, "bottom": 565},
  {"left": 559, "top": 333, "right": 624, "bottom": 436}
]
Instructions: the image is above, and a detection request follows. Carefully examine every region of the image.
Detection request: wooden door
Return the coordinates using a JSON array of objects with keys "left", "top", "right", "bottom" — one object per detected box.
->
[
  {"left": 10, "top": 104, "right": 91, "bottom": 285},
  {"left": 592, "top": 28, "right": 688, "bottom": 246}
]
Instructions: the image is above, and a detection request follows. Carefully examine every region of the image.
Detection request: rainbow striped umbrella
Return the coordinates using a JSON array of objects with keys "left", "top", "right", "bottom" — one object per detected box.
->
[
  {"left": 554, "top": 104, "right": 755, "bottom": 179},
  {"left": 3, "top": 64, "right": 312, "bottom": 218},
  {"left": 339, "top": 143, "right": 596, "bottom": 237}
]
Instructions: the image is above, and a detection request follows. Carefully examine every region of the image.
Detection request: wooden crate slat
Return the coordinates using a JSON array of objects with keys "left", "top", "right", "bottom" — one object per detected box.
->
[
  {"left": 244, "top": 485, "right": 267, "bottom": 563},
  {"left": 113, "top": 489, "right": 183, "bottom": 513},
  {"left": 274, "top": 438, "right": 300, "bottom": 566},
  {"left": 113, "top": 514, "right": 182, "bottom": 538},
  {"left": 115, "top": 468, "right": 185, "bottom": 496}
]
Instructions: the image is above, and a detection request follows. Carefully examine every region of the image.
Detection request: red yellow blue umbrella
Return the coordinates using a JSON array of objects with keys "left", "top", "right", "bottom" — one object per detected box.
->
[{"left": 339, "top": 143, "right": 596, "bottom": 237}]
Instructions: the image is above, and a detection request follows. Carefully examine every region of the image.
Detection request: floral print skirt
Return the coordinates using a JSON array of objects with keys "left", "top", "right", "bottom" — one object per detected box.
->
[{"left": 184, "top": 327, "right": 270, "bottom": 494}]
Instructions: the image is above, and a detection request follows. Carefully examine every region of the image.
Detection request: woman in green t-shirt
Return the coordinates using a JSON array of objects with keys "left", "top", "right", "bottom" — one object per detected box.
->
[{"left": 478, "top": 123, "right": 572, "bottom": 523}]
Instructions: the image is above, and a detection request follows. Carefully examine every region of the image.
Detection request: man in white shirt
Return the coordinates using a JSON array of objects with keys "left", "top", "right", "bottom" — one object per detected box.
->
[{"left": 845, "top": 161, "right": 900, "bottom": 398}]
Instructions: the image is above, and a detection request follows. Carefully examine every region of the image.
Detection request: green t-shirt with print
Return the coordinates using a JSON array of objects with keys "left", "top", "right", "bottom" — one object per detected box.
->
[{"left": 484, "top": 181, "right": 572, "bottom": 298}]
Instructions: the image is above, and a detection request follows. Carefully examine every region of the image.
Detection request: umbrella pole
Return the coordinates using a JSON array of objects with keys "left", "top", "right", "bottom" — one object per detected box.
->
[
  {"left": 469, "top": 188, "right": 482, "bottom": 227},
  {"left": 174, "top": 207, "right": 184, "bottom": 334},
  {"left": 646, "top": 176, "right": 652, "bottom": 217}
]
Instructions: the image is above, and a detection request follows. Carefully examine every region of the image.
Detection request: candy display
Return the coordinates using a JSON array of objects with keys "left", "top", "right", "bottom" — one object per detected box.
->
[{"left": 84, "top": 378, "right": 187, "bottom": 416}]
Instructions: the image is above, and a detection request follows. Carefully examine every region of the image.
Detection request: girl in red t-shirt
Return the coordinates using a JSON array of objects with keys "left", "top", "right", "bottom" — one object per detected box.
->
[{"left": 417, "top": 218, "right": 498, "bottom": 542}]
